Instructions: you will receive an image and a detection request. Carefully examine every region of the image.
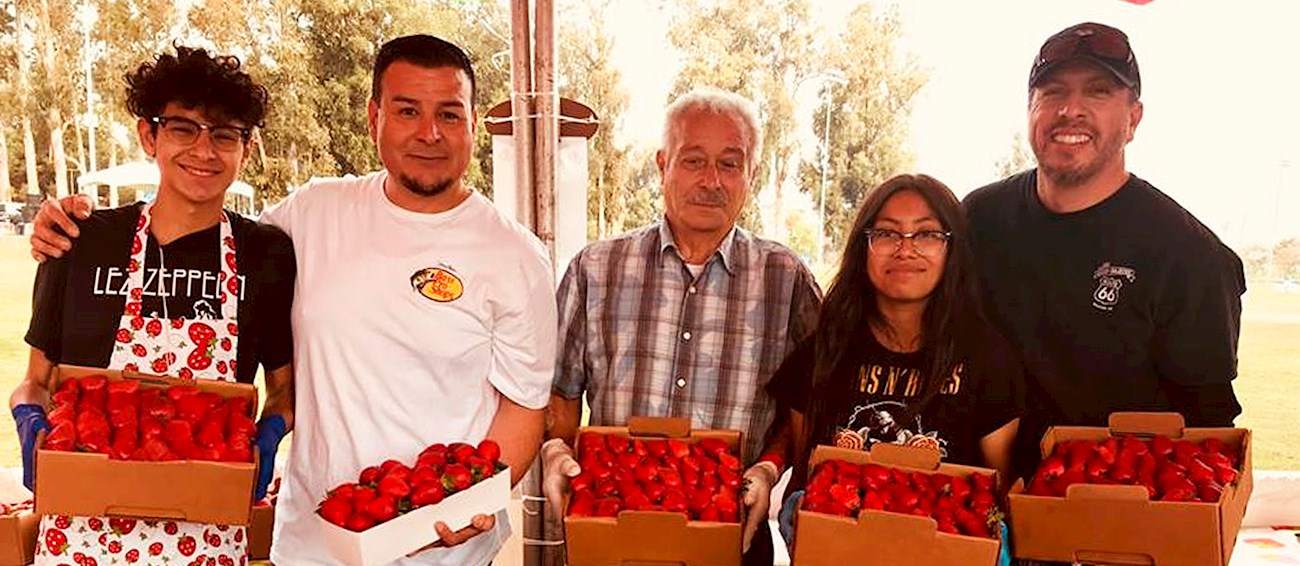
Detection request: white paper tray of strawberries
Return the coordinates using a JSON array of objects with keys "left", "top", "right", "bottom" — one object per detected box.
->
[{"left": 317, "top": 440, "right": 511, "bottom": 566}]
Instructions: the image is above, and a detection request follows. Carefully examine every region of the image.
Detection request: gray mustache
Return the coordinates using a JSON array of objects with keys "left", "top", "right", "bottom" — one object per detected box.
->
[{"left": 687, "top": 192, "right": 728, "bottom": 206}]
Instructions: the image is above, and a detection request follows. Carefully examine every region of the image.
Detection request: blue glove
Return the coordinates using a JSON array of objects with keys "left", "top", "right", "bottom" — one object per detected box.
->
[
  {"left": 253, "top": 415, "right": 287, "bottom": 501},
  {"left": 13, "top": 404, "right": 51, "bottom": 491},
  {"left": 777, "top": 489, "right": 805, "bottom": 551},
  {"left": 997, "top": 519, "right": 1012, "bottom": 566}
]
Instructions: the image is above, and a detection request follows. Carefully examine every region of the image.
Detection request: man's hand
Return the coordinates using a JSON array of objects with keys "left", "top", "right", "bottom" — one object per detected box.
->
[
  {"left": 741, "top": 460, "right": 779, "bottom": 553},
  {"left": 540, "top": 437, "right": 581, "bottom": 518},
  {"left": 406, "top": 514, "right": 497, "bottom": 556},
  {"left": 30, "top": 194, "right": 95, "bottom": 262}
]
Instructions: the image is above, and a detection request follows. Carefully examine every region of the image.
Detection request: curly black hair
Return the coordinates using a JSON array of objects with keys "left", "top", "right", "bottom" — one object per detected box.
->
[{"left": 125, "top": 45, "right": 268, "bottom": 129}]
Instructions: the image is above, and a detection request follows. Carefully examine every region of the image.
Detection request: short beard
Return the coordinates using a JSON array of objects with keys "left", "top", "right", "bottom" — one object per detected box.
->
[
  {"left": 397, "top": 173, "right": 454, "bottom": 197},
  {"left": 1039, "top": 163, "right": 1099, "bottom": 189}
]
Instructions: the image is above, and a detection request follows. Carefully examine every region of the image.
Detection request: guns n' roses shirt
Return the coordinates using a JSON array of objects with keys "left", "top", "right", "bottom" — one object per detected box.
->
[
  {"left": 768, "top": 325, "right": 1022, "bottom": 485},
  {"left": 26, "top": 203, "right": 295, "bottom": 383}
]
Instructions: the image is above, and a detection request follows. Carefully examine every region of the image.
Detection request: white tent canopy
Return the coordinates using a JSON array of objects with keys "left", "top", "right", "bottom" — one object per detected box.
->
[{"left": 75, "top": 160, "right": 255, "bottom": 213}]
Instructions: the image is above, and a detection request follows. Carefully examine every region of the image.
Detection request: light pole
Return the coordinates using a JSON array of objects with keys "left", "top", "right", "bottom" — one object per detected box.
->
[{"left": 814, "top": 70, "right": 847, "bottom": 266}]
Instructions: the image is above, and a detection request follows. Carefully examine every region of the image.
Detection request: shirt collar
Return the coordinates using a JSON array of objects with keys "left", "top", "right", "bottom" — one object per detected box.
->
[{"left": 657, "top": 218, "right": 740, "bottom": 276}]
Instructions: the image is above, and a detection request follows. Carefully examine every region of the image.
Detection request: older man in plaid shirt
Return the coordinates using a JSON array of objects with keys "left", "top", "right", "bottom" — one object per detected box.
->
[{"left": 541, "top": 88, "right": 822, "bottom": 566}]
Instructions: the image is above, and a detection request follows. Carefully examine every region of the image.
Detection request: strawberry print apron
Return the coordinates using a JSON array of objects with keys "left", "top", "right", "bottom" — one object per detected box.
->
[{"left": 35, "top": 204, "right": 247, "bottom": 566}]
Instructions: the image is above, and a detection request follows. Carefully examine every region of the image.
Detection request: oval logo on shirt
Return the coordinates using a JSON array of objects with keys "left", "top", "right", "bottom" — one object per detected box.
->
[{"left": 410, "top": 267, "right": 464, "bottom": 303}]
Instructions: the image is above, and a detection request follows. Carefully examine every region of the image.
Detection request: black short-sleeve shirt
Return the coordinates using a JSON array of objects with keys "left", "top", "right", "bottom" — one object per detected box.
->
[
  {"left": 26, "top": 203, "right": 296, "bottom": 384},
  {"left": 768, "top": 324, "right": 1022, "bottom": 487}
]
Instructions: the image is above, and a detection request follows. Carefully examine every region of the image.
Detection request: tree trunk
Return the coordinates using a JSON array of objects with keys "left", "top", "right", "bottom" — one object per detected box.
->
[
  {"left": 49, "top": 111, "right": 70, "bottom": 198},
  {"left": 23, "top": 118, "right": 39, "bottom": 198},
  {"left": 0, "top": 124, "right": 12, "bottom": 202},
  {"left": 39, "top": 0, "right": 70, "bottom": 198}
]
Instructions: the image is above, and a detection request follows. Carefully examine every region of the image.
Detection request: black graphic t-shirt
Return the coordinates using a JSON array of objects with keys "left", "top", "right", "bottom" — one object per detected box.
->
[
  {"left": 26, "top": 203, "right": 296, "bottom": 384},
  {"left": 768, "top": 325, "right": 1022, "bottom": 487}
]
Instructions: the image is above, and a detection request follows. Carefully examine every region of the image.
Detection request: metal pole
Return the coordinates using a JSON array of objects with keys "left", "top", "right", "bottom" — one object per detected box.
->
[
  {"left": 531, "top": 1, "right": 563, "bottom": 563},
  {"left": 509, "top": 0, "right": 535, "bottom": 230},
  {"left": 533, "top": 0, "right": 557, "bottom": 265}
]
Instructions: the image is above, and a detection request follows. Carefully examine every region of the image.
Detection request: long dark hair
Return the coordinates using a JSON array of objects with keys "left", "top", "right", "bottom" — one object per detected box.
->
[{"left": 801, "top": 174, "right": 985, "bottom": 466}]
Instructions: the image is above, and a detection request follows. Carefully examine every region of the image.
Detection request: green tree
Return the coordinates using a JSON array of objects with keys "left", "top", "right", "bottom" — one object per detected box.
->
[
  {"left": 665, "top": 0, "right": 817, "bottom": 237},
  {"left": 1274, "top": 238, "right": 1300, "bottom": 279},
  {"left": 557, "top": 0, "right": 635, "bottom": 239},
  {"left": 994, "top": 131, "right": 1035, "bottom": 178},
  {"left": 800, "top": 3, "right": 926, "bottom": 256}
]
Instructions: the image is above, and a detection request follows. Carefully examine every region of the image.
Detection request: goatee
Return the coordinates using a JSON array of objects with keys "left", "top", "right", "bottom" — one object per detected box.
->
[{"left": 398, "top": 174, "right": 454, "bottom": 197}]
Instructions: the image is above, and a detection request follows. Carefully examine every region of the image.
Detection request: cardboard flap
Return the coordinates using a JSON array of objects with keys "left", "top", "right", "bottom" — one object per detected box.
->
[
  {"left": 627, "top": 417, "right": 692, "bottom": 438},
  {"left": 1108, "top": 412, "right": 1186, "bottom": 438},
  {"left": 615, "top": 510, "right": 691, "bottom": 530},
  {"left": 868, "top": 443, "right": 942, "bottom": 471},
  {"left": 856, "top": 508, "right": 939, "bottom": 535},
  {"left": 1064, "top": 483, "right": 1152, "bottom": 502}
]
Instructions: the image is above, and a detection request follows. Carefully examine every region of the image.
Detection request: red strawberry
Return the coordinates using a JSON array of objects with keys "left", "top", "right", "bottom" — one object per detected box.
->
[
  {"left": 358, "top": 466, "right": 382, "bottom": 486},
  {"left": 128, "top": 258, "right": 140, "bottom": 272},
  {"left": 220, "top": 338, "right": 232, "bottom": 351},
  {"left": 107, "top": 540, "right": 123, "bottom": 553},
  {"left": 318, "top": 496, "right": 352, "bottom": 527},
  {"left": 189, "top": 322, "right": 216, "bottom": 347},
  {"left": 116, "top": 329, "right": 133, "bottom": 343},
  {"left": 171, "top": 318, "right": 185, "bottom": 329},
  {"left": 130, "top": 286, "right": 143, "bottom": 300},
  {"left": 476, "top": 439, "right": 502, "bottom": 465},
  {"left": 176, "top": 534, "right": 197, "bottom": 556},
  {"left": 130, "top": 316, "right": 145, "bottom": 330},
  {"left": 225, "top": 251, "right": 237, "bottom": 271},
  {"left": 410, "top": 481, "right": 447, "bottom": 507},
  {"left": 188, "top": 347, "right": 213, "bottom": 371},
  {"left": 125, "top": 549, "right": 140, "bottom": 563},
  {"left": 227, "top": 322, "right": 238, "bottom": 336},
  {"left": 216, "top": 360, "right": 228, "bottom": 374},
  {"left": 149, "top": 541, "right": 165, "bottom": 555},
  {"left": 132, "top": 344, "right": 148, "bottom": 357},
  {"left": 219, "top": 556, "right": 234, "bottom": 566},
  {"left": 345, "top": 513, "right": 376, "bottom": 532},
  {"left": 110, "top": 517, "right": 137, "bottom": 535},
  {"left": 131, "top": 236, "right": 143, "bottom": 254},
  {"left": 152, "top": 357, "right": 170, "bottom": 374},
  {"left": 54, "top": 515, "right": 72, "bottom": 529},
  {"left": 123, "top": 363, "right": 139, "bottom": 372},
  {"left": 227, "top": 276, "right": 240, "bottom": 297},
  {"left": 364, "top": 495, "right": 399, "bottom": 523},
  {"left": 145, "top": 319, "right": 163, "bottom": 337},
  {"left": 44, "top": 528, "right": 68, "bottom": 555},
  {"left": 125, "top": 301, "right": 142, "bottom": 316},
  {"left": 87, "top": 517, "right": 103, "bottom": 531},
  {"left": 178, "top": 367, "right": 194, "bottom": 380},
  {"left": 223, "top": 236, "right": 235, "bottom": 248}
]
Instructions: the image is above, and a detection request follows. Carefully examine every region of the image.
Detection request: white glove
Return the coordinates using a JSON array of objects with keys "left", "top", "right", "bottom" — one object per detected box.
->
[
  {"left": 741, "top": 460, "right": 779, "bottom": 553},
  {"left": 541, "top": 438, "right": 582, "bottom": 519}
]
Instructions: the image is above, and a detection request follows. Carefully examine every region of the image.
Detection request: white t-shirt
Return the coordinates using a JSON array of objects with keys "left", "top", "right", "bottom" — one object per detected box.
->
[{"left": 264, "top": 171, "right": 557, "bottom": 566}]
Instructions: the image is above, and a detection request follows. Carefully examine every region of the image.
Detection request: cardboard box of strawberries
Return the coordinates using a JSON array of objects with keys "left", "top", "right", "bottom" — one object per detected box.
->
[
  {"left": 0, "top": 498, "right": 38, "bottom": 566},
  {"left": 34, "top": 365, "right": 259, "bottom": 525},
  {"left": 792, "top": 443, "right": 1003, "bottom": 566},
  {"left": 1008, "top": 412, "right": 1253, "bottom": 566},
  {"left": 315, "top": 439, "right": 511, "bottom": 566},
  {"left": 563, "top": 416, "right": 743, "bottom": 566}
]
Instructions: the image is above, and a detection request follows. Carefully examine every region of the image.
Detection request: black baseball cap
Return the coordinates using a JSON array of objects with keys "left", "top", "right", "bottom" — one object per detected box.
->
[{"left": 1029, "top": 22, "right": 1141, "bottom": 98}]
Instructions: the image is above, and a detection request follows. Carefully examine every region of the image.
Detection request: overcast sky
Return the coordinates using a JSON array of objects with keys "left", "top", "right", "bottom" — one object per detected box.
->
[{"left": 600, "top": 0, "right": 1300, "bottom": 248}]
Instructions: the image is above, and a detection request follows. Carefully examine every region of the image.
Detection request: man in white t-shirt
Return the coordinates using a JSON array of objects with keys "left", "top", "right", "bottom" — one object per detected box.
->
[{"left": 29, "top": 35, "right": 556, "bottom": 566}]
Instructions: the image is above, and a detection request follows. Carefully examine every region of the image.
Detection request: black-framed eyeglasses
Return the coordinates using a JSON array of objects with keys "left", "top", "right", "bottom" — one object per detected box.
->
[
  {"left": 150, "top": 116, "right": 251, "bottom": 152},
  {"left": 865, "top": 228, "right": 951, "bottom": 257}
]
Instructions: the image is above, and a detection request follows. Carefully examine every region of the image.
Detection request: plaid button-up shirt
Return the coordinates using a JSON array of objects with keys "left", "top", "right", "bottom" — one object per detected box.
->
[{"left": 553, "top": 220, "right": 822, "bottom": 463}]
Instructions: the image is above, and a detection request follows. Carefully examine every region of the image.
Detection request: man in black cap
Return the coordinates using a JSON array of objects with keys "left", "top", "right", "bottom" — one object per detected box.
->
[{"left": 963, "top": 22, "right": 1246, "bottom": 483}]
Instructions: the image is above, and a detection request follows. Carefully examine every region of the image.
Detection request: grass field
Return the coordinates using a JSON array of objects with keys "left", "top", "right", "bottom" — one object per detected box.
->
[{"left": 0, "top": 234, "right": 1296, "bottom": 469}]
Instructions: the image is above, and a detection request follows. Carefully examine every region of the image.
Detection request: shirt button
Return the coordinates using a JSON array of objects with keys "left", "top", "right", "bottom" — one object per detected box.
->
[
  {"left": 676, "top": 378, "right": 687, "bottom": 388},
  {"left": 688, "top": 286, "right": 697, "bottom": 294},
  {"left": 682, "top": 331, "right": 692, "bottom": 341}
]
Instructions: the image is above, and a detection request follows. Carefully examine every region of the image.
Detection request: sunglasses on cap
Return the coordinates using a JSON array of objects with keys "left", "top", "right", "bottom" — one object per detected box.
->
[{"left": 1031, "top": 23, "right": 1140, "bottom": 95}]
